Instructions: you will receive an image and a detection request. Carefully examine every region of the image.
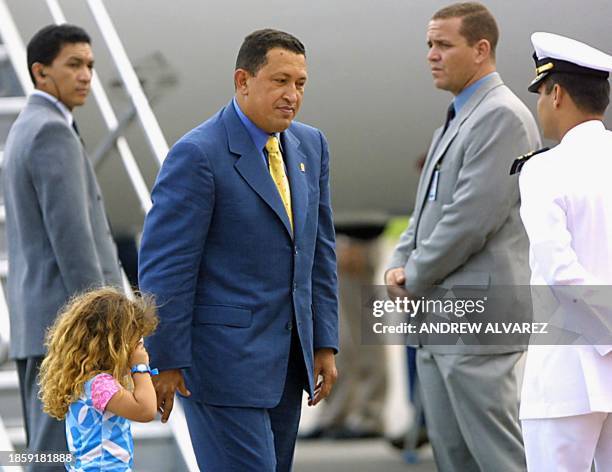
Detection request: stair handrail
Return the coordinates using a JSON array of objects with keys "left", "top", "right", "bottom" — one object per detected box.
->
[
  {"left": 86, "top": 0, "right": 169, "bottom": 166},
  {"left": 45, "top": 0, "right": 152, "bottom": 214}
]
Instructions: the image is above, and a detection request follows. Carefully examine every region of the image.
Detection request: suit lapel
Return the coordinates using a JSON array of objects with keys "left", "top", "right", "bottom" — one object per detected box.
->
[
  {"left": 224, "top": 103, "right": 293, "bottom": 238},
  {"left": 430, "top": 74, "right": 504, "bottom": 170},
  {"left": 413, "top": 75, "right": 505, "bottom": 223},
  {"left": 282, "top": 129, "right": 309, "bottom": 239}
]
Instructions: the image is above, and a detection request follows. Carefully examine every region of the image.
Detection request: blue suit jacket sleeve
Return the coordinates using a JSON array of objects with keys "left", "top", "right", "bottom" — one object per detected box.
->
[
  {"left": 139, "top": 140, "right": 214, "bottom": 370},
  {"left": 311, "top": 131, "right": 339, "bottom": 352}
]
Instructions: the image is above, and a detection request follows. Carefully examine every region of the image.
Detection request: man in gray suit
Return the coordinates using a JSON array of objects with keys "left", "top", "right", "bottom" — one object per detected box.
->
[
  {"left": 3, "top": 25, "right": 121, "bottom": 464},
  {"left": 386, "top": 3, "right": 540, "bottom": 471}
]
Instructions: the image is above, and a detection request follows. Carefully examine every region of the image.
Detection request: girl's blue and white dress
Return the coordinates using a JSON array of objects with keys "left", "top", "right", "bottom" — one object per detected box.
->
[{"left": 65, "top": 373, "right": 133, "bottom": 471}]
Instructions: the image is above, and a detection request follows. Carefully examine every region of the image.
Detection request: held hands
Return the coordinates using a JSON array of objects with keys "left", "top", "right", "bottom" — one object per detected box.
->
[
  {"left": 153, "top": 369, "right": 191, "bottom": 423},
  {"left": 385, "top": 267, "right": 413, "bottom": 299},
  {"left": 129, "top": 339, "right": 191, "bottom": 423},
  {"left": 308, "top": 348, "right": 337, "bottom": 406}
]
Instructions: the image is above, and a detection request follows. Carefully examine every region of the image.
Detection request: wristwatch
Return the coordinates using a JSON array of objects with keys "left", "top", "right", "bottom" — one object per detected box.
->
[{"left": 130, "top": 364, "right": 159, "bottom": 376}]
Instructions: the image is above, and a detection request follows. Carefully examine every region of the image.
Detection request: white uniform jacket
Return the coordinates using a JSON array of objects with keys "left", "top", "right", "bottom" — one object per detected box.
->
[{"left": 518, "top": 120, "right": 612, "bottom": 419}]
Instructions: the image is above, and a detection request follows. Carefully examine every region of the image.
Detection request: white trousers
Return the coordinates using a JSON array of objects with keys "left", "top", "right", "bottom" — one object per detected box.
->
[{"left": 522, "top": 412, "right": 612, "bottom": 472}]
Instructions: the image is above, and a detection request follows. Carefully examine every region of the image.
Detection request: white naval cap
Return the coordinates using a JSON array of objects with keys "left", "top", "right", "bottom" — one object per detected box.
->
[{"left": 528, "top": 32, "right": 612, "bottom": 93}]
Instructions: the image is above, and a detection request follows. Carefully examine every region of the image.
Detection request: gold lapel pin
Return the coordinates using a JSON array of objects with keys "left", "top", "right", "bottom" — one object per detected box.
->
[{"left": 300, "top": 163, "right": 305, "bottom": 172}]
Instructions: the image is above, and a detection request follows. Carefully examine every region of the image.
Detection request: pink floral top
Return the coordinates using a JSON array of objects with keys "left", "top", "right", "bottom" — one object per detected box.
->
[{"left": 91, "top": 373, "right": 120, "bottom": 411}]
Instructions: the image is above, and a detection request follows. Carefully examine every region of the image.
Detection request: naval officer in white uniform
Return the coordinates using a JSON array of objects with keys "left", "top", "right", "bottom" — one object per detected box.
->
[{"left": 516, "top": 32, "right": 612, "bottom": 471}]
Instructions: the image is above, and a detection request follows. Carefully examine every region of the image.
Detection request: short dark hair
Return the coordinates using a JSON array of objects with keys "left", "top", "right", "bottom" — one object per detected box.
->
[
  {"left": 235, "top": 28, "right": 305, "bottom": 75},
  {"left": 543, "top": 73, "right": 610, "bottom": 115},
  {"left": 432, "top": 2, "right": 499, "bottom": 58},
  {"left": 27, "top": 24, "right": 91, "bottom": 84}
]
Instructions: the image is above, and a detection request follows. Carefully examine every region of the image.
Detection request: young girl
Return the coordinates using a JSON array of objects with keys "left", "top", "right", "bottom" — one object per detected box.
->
[{"left": 39, "top": 287, "right": 159, "bottom": 471}]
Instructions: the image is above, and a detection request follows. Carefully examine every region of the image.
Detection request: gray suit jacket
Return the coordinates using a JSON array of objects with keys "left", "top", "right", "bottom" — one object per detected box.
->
[
  {"left": 3, "top": 95, "right": 122, "bottom": 359},
  {"left": 388, "top": 73, "right": 541, "bottom": 354}
]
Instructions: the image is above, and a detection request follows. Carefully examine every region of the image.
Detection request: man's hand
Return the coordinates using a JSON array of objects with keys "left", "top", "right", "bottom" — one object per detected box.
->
[
  {"left": 385, "top": 267, "right": 412, "bottom": 299},
  {"left": 308, "top": 348, "right": 337, "bottom": 406},
  {"left": 153, "top": 369, "right": 191, "bottom": 423}
]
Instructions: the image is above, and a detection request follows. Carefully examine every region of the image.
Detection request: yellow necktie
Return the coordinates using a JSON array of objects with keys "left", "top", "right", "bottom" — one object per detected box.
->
[{"left": 265, "top": 136, "right": 293, "bottom": 231}]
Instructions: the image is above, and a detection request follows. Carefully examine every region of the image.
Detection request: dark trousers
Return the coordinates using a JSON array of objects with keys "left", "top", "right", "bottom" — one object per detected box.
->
[
  {"left": 16, "top": 356, "right": 68, "bottom": 472},
  {"left": 182, "top": 330, "right": 307, "bottom": 471}
]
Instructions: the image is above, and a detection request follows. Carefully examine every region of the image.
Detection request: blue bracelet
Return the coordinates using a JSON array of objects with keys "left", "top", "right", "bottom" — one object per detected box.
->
[{"left": 130, "top": 364, "right": 159, "bottom": 376}]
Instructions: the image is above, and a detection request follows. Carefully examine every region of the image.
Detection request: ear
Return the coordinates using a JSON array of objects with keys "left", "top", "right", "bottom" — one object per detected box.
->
[
  {"left": 552, "top": 83, "right": 564, "bottom": 108},
  {"left": 234, "top": 69, "right": 250, "bottom": 95},
  {"left": 473, "top": 39, "right": 491, "bottom": 64},
  {"left": 31, "top": 62, "right": 46, "bottom": 84}
]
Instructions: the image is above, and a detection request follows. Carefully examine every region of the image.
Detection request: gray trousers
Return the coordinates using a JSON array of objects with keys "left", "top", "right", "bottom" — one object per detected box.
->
[
  {"left": 416, "top": 350, "right": 526, "bottom": 472},
  {"left": 16, "top": 356, "right": 68, "bottom": 472}
]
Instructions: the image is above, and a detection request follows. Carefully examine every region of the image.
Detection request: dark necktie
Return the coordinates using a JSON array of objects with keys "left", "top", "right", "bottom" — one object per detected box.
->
[
  {"left": 72, "top": 120, "right": 85, "bottom": 147},
  {"left": 442, "top": 102, "right": 456, "bottom": 135}
]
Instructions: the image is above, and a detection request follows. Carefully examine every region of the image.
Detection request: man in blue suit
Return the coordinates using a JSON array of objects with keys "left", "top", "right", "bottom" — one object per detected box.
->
[{"left": 139, "top": 29, "right": 339, "bottom": 471}]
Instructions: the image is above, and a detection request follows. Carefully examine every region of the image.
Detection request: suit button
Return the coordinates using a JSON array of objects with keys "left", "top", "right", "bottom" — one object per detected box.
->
[
  {"left": 294, "top": 246, "right": 298, "bottom": 255},
  {"left": 293, "top": 282, "right": 297, "bottom": 293},
  {"left": 286, "top": 320, "right": 293, "bottom": 331}
]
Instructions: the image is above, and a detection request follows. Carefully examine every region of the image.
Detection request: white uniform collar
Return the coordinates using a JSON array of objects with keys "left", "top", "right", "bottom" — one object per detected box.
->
[
  {"left": 562, "top": 120, "right": 605, "bottom": 144},
  {"left": 31, "top": 89, "right": 74, "bottom": 127}
]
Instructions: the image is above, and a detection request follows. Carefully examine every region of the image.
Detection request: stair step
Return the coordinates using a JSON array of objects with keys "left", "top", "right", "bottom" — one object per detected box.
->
[
  {"left": 0, "top": 368, "right": 18, "bottom": 388},
  {"left": 0, "top": 369, "right": 21, "bottom": 426},
  {"left": 0, "top": 97, "right": 25, "bottom": 115}
]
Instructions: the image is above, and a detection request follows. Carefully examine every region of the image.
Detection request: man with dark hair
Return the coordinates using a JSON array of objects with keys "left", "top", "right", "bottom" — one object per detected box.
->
[
  {"left": 139, "top": 28, "right": 338, "bottom": 471},
  {"left": 235, "top": 28, "right": 306, "bottom": 74},
  {"left": 3, "top": 24, "right": 121, "bottom": 468},
  {"left": 386, "top": 2, "right": 540, "bottom": 470},
  {"left": 517, "top": 32, "right": 612, "bottom": 471},
  {"left": 26, "top": 24, "right": 91, "bottom": 84}
]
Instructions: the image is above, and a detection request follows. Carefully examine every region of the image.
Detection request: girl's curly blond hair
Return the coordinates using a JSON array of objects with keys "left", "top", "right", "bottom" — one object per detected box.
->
[{"left": 39, "top": 287, "right": 158, "bottom": 419}]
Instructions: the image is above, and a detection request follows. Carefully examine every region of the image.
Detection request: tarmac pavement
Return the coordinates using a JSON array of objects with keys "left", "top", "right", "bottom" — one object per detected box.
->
[{"left": 294, "top": 439, "right": 437, "bottom": 472}]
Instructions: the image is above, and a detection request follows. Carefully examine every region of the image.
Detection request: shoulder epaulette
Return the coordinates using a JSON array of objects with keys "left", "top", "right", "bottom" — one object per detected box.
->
[{"left": 509, "top": 147, "right": 550, "bottom": 175}]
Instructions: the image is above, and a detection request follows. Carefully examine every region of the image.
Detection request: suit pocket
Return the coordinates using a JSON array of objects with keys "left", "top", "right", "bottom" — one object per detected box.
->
[{"left": 193, "top": 305, "right": 252, "bottom": 327}]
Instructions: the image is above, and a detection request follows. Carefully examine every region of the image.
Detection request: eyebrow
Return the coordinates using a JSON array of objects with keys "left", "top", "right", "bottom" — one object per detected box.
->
[
  {"left": 273, "top": 72, "right": 307, "bottom": 80},
  {"left": 428, "top": 38, "right": 453, "bottom": 45},
  {"left": 66, "top": 55, "right": 94, "bottom": 63}
]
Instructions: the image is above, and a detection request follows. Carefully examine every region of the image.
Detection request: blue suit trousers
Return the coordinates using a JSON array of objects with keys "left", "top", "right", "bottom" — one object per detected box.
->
[{"left": 182, "top": 330, "right": 307, "bottom": 471}]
